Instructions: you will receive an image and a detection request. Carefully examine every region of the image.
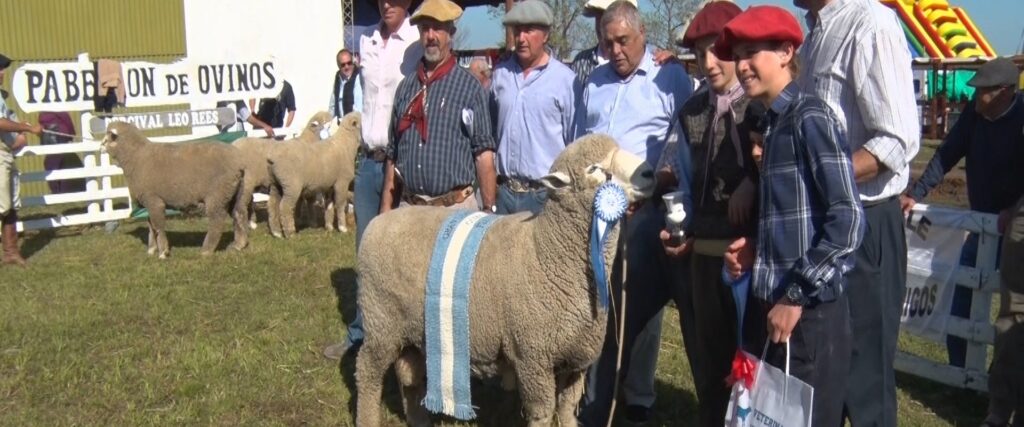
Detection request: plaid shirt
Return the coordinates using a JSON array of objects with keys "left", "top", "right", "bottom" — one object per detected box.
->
[
  {"left": 387, "top": 66, "right": 496, "bottom": 197},
  {"left": 752, "top": 83, "right": 864, "bottom": 303}
]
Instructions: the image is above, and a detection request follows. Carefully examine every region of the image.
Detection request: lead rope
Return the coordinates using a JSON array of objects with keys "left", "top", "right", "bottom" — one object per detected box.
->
[{"left": 605, "top": 213, "right": 628, "bottom": 427}]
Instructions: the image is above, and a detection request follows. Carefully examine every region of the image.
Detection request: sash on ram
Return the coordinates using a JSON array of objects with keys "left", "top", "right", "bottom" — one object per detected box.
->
[{"left": 422, "top": 210, "right": 500, "bottom": 420}]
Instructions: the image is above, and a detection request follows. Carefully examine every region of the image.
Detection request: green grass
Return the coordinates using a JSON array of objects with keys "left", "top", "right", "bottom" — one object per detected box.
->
[{"left": 0, "top": 209, "right": 987, "bottom": 425}]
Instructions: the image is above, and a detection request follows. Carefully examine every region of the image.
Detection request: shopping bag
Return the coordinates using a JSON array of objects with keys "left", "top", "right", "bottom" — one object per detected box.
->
[{"left": 724, "top": 342, "right": 814, "bottom": 427}]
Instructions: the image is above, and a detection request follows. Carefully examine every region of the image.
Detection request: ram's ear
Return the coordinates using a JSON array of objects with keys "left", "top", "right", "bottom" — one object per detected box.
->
[{"left": 538, "top": 171, "right": 572, "bottom": 191}]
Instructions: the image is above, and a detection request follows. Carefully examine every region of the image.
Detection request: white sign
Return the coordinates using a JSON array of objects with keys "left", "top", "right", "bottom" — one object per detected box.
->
[
  {"left": 87, "top": 108, "right": 235, "bottom": 134},
  {"left": 901, "top": 208, "right": 971, "bottom": 341},
  {"left": 12, "top": 53, "right": 281, "bottom": 113}
]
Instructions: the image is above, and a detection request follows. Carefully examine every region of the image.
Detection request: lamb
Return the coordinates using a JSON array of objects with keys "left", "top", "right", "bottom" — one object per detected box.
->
[
  {"left": 232, "top": 111, "right": 334, "bottom": 233},
  {"left": 266, "top": 112, "right": 360, "bottom": 238},
  {"left": 100, "top": 122, "right": 248, "bottom": 258},
  {"left": 354, "top": 135, "right": 655, "bottom": 426}
]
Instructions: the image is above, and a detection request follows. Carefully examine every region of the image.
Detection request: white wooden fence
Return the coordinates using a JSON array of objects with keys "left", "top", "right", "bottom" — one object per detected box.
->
[{"left": 896, "top": 203, "right": 999, "bottom": 393}]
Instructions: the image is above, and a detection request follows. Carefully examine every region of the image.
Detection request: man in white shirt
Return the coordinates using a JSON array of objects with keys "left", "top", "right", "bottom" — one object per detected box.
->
[
  {"left": 794, "top": 0, "right": 920, "bottom": 425},
  {"left": 323, "top": 0, "right": 423, "bottom": 361}
]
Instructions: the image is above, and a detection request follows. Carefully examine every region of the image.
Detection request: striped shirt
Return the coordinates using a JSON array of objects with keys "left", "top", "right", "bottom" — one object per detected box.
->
[
  {"left": 752, "top": 83, "right": 865, "bottom": 303},
  {"left": 797, "top": 0, "right": 920, "bottom": 201},
  {"left": 387, "top": 66, "right": 496, "bottom": 197},
  {"left": 359, "top": 18, "right": 423, "bottom": 150}
]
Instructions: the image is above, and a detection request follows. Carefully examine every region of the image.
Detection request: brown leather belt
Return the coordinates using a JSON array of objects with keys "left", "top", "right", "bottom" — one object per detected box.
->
[
  {"left": 360, "top": 147, "right": 388, "bottom": 162},
  {"left": 401, "top": 185, "right": 474, "bottom": 207},
  {"left": 497, "top": 175, "right": 544, "bottom": 193}
]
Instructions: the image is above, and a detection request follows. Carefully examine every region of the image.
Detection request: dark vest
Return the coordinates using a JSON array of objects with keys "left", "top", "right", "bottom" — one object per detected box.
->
[
  {"left": 333, "top": 68, "right": 361, "bottom": 117},
  {"left": 679, "top": 86, "right": 759, "bottom": 239}
]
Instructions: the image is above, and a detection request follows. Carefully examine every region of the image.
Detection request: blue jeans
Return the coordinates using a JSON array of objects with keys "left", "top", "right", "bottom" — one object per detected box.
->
[
  {"left": 495, "top": 184, "right": 547, "bottom": 215},
  {"left": 345, "top": 155, "right": 385, "bottom": 345}
]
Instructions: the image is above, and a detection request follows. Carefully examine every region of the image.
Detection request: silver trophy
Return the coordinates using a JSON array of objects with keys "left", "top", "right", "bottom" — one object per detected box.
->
[{"left": 662, "top": 191, "right": 687, "bottom": 244}]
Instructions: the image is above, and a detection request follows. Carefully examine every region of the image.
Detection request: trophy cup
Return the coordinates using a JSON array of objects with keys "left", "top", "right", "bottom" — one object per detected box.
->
[{"left": 662, "top": 191, "right": 687, "bottom": 245}]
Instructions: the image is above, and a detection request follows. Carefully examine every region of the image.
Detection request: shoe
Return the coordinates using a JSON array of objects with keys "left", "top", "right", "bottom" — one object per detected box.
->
[
  {"left": 323, "top": 340, "right": 360, "bottom": 360},
  {"left": 623, "top": 404, "right": 651, "bottom": 425}
]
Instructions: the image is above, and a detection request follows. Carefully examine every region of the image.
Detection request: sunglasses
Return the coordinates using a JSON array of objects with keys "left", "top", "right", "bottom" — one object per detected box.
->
[{"left": 339, "top": 61, "right": 354, "bottom": 67}]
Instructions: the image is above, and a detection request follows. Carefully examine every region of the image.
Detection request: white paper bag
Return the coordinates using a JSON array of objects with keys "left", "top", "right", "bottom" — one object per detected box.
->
[{"left": 724, "top": 342, "right": 814, "bottom": 427}]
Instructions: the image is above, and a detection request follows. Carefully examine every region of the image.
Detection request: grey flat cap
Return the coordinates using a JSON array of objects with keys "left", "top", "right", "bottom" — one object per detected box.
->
[
  {"left": 967, "top": 57, "right": 1020, "bottom": 88},
  {"left": 502, "top": 0, "right": 554, "bottom": 27}
]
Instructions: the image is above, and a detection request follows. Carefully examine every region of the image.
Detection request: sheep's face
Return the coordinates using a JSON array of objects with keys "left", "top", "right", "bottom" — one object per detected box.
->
[
  {"left": 337, "top": 112, "right": 361, "bottom": 134},
  {"left": 101, "top": 122, "right": 138, "bottom": 154},
  {"left": 540, "top": 134, "right": 654, "bottom": 204}
]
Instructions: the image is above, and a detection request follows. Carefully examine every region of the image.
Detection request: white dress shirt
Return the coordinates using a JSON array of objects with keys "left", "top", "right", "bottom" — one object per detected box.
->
[
  {"left": 359, "top": 17, "right": 423, "bottom": 149},
  {"left": 797, "top": 0, "right": 921, "bottom": 201}
]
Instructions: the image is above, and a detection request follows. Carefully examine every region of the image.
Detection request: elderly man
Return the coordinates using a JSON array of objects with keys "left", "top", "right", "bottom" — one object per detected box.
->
[
  {"left": 722, "top": 0, "right": 921, "bottom": 424},
  {"left": 573, "top": 2, "right": 693, "bottom": 425},
  {"left": 379, "top": 0, "right": 497, "bottom": 213},
  {"left": 491, "top": 0, "right": 575, "bottom": 215},
  {"left": 0, "top": 54, "right": 42, "bottom": 267},
  {"left": 323, "top": 0, "right": 423, "bottom": 361},
  {"left": 569, "top": 0, "right": 637, "bottom": 99},
  {"left": 328, "top": 48, "right": 363, "bottom": 118}
]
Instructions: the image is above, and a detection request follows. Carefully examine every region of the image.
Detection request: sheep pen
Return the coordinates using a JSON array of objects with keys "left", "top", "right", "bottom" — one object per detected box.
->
[
  {"left": 354, "top": 135, "right": 655, "bottom": 426},
  {"left": 101, "top": 122, "right": 249, "bottom": 258}
]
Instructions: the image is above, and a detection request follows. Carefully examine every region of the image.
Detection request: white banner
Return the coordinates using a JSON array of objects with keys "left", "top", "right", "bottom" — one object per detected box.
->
[
  {"left": 11, "top": 53, "right": 281, "bottom": 113},
  {"left": 900, "top": 208, "right": 971, "bottom": 341}
]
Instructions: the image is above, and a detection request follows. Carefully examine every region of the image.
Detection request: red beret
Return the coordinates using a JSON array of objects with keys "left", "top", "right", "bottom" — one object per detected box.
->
[
  {"left": 713, "top": 6, "right": 804, "bottom": 61},
  {"left": 680, "top": 1, "right": 742, "bottom": 49}
]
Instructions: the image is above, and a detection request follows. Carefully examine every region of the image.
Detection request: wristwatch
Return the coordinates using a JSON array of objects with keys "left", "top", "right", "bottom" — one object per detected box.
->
[
  {"left": 784, "top": 283, "right": 809, "bottom": 306},
  {"left": 483, "top": 205, "right": 497, "bottom": 213}
]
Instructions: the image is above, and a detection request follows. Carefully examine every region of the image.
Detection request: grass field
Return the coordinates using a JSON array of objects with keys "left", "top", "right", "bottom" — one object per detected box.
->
[
  {"left": 0, "top": 198, "right": 989, "bottom": 426},
  {"left": 0, "top": 138, "right": 985, "bottom": 426}
]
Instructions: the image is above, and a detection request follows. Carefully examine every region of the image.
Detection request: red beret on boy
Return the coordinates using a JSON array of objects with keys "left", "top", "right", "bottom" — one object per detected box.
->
[
  {"left": 680, "top": 1, "right": 742, "bottom": 49},
  {"left": 713, "top": 5, "right": 804, "bottom": 61}
]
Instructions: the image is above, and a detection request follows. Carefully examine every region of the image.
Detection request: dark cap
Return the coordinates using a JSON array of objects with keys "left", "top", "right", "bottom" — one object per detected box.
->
[
  {"left": 0, "top": 53, "right": 10, "bottom": 70},
  {"left": 713, "top": 6, "right": 804, "bottom": 61},
  {"left": 967, "top": 57, "right": 1019, "bottom": 88},
  {"left": 680, "top": 1, "right": 742, "bottom": 49}
]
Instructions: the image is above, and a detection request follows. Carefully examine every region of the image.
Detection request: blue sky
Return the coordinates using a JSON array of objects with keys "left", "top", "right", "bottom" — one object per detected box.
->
[{"left": 733, "top": 0, "right": 1022, "bottom": 55}]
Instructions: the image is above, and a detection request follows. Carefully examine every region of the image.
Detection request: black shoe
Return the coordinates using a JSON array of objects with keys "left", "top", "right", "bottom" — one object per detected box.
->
[{"left": 623, "top": 404, "right": 651, "bottom": 425}]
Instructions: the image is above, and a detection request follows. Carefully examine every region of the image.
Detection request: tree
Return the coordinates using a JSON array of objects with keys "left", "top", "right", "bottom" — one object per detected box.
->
[{"left": 642, "top": 0, "right": 707, "bottom": 52}]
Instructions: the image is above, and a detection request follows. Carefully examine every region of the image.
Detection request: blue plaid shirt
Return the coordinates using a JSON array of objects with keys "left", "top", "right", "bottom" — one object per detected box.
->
[{"left": 752, "top": 82, "right": 864, "bottom": 304}]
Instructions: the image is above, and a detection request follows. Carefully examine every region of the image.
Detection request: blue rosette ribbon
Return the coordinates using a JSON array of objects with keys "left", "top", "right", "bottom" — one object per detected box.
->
[{"left": 590, "top": 182, "right": 628, "bottom": 309}]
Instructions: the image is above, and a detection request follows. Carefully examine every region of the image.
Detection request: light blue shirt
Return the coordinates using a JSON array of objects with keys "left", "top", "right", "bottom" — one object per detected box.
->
[
  {"left": 575, "top": 48, "right": 693, "bottom": 167},
  {"left": 492, "top": 56, "right": 576, "bottom": 180},
  {"left": 327, "top": 73, "right": 363, "bottom": 117}
]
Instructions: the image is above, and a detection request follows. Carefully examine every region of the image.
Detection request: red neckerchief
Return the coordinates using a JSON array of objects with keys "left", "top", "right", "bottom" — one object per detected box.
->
[{"left": 398, "top": 54, "right": 457, "bottom": 142}]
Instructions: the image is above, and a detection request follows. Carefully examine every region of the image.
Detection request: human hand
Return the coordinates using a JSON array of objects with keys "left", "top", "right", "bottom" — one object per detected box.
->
[
  {"left": 900, "top": 194, "right": 916, "bottom": 216},
  {"left": 652, "top": 49, "right": 678, "bottom": 66},
  {"left": 262, "top": 125, "right": 275, "bottom": 138},
  {"left": 728, "top": 178, "right": 755, "bottom": 227},
  {"left": 659, "top": 230, "right": 693, "bottom": 258},
  {"left": 10, "top": 133, "right": 27, "bottom": 153},
  {"left": 767, "top": 302, "right": 802, "bottom": 343},
  {"left": 724, "top": 237, "right": 754, "bottom": 280}
]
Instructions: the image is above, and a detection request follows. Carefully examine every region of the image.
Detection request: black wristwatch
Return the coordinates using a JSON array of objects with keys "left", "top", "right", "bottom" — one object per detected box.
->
[{"left": 784, "top": 283, "right": 809, "bottom": 306}]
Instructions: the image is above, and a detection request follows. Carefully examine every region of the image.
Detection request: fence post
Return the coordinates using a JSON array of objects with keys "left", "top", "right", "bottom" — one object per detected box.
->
[
  {"left": 83, "top": 153, "right": 100, "bottom": 215},
  {"left": 968, "top": 215, "right": 998, "bottom": 377}
]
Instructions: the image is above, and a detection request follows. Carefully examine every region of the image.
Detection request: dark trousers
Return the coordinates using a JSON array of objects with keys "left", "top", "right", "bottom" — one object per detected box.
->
[
  {"left": 745, "top": 293, "right": 852, "bottom": 427},
  {"left": 579, "top": 204, "right": 684, "bottom": 427},
  {"left": 843, "top": 198, "right": 906, "bottom": 427}
]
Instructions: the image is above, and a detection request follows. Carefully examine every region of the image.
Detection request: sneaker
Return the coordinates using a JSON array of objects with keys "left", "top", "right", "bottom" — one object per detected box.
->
[
  {"left": 623, "top": 404, "right": 651, "bottom": 425},
  {"left": 322, "top": 340, "right": 358, "bottom": 360}
]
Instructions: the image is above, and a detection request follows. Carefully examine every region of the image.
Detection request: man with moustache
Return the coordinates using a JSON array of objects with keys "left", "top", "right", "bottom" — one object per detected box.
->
[
  {"left": 490, "top": 0, "right": 575, "bottom": 215},
  {"left": 724, "top": 0, "right": 920, "bottom": 424},
  {"left": 379, "top": 0, "right": 497, "bottom": 213},
  {"left": 323, "top": 0, "right": 423, "bottom": 361},
  {"left": 574, "top": 2, "right": 693, "bottom": 425}
]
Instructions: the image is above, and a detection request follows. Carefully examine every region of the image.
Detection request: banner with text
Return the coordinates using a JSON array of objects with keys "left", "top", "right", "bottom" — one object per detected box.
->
[
  {"left": 12, "top": 53, "right": 281, "bottom": 113},
  {"left": 901, "top": 207, "right": 972, "bottom": 341}
]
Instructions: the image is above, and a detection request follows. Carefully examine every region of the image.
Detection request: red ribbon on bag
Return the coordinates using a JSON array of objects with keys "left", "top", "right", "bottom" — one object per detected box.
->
[{"left": 726, "top": 349, "right": 757, "bottom": 388}]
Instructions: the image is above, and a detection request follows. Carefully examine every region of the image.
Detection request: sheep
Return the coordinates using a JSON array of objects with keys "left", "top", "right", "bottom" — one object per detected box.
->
[
  {"left": 100, "top": 122, "right": 249, "bottom": 258},
  {"left": 266, "top": 111, "right": 360, "bottom": 238},
  {"left": 354, "top": 134, "right": 655, "bottom": 427},
  {"left": 232, "top": 111, "right": 334, "bottom": 233}
]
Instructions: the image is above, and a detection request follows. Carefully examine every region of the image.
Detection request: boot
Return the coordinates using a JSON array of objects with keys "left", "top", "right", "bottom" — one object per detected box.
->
[{"left": 2, "top": 211, "right": 27, "bottom": 268}]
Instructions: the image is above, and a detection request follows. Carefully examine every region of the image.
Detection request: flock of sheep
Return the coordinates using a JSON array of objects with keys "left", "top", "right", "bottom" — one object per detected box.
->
[
  {"left": 100, "top": 111, "right": 362, "bottom": 258},
  {"left": 100, "top": 118, "right": 656, "bottom": 426}
]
